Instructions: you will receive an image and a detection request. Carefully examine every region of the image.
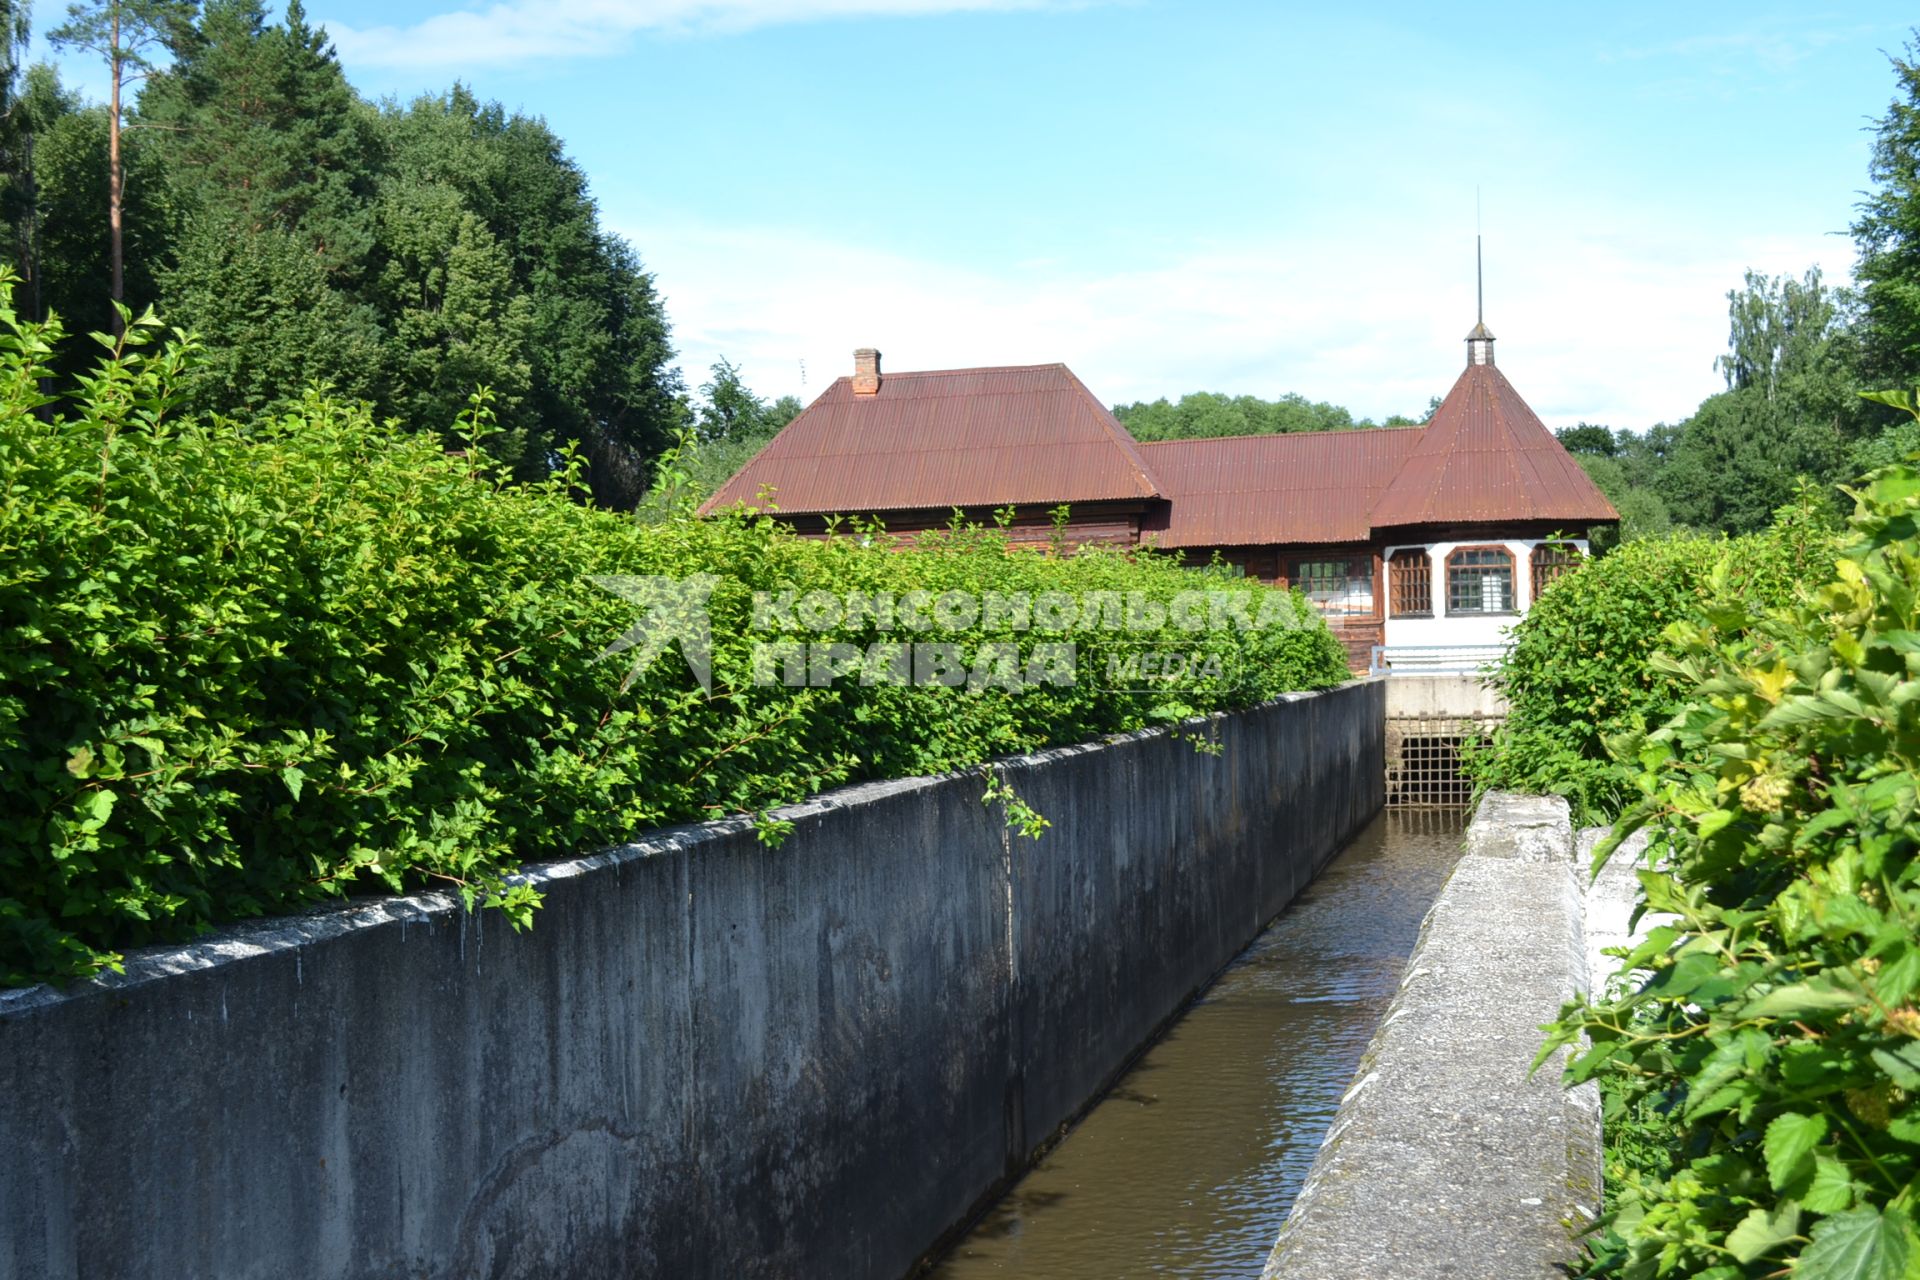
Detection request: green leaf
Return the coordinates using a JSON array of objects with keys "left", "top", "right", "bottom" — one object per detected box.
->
[
  {"left": 1781, "top": 1040, "right": 1847, "bottom": 1088},
  {"left": 1859, "top": 389, "right": 1917, "bottom": 413},
  {"left": 1869, "top": 947, "right": 1920, "bottom": 1007},
  {"left": 1741, "top": 975, "right": 1864, "bottom": 1020},
  {"left": 1817, "top": 893, "right": 1886, "bottom": 940},
  {"left": 1802, "top": 1153, "right": 1855, "bottom": 1214},
  {"left": 1819, "top": 688, "right": 1868, "bottom": 717},
  {"left": 1794, "top": 1205, "right": 1912, "bottom": 1280},
  {"left": 1764, "top": 1111, "right": 1827, "bottom": 1192},
  {"left": 66, "top": 745, "right": 94, "bottom": 778},
  {"left": 1888, "top": 1107, "right": 1920, "bottom": 1143},
  {"left": 1757, "top": 693, "right": 1853, "bottom": 729},
  {"left": 1688, "top": 1080, "right": 1756, "bottom": 1121},
  {"left": 1794, "top": 806, "right": 1858, "bottom": 849},
  {"left": 1727, "top": 1201, "right": 1801, "bottom": 1263},
  {"left": 280, "top": 766, "right": 305, "bottom": 803},
  {"left": 1697, "top": 807, "right": 1735, "bottom": 838},
  {"left": 1870, "top": 1043, "right": 1920, "bottom": 1090},
  {"left": 82, "top": 788, "right": 116, "bottom": 826}
]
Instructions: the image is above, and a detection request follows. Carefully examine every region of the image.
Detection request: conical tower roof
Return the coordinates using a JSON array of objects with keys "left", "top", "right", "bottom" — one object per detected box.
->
[{"left": 1369, "top": 361, "right": 1618, "bottom": 530}]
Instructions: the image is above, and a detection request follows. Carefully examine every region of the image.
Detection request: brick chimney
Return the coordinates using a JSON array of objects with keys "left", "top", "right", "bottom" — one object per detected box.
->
[{"left": 852, "top": 348, "right": 882, "bottom": 396}]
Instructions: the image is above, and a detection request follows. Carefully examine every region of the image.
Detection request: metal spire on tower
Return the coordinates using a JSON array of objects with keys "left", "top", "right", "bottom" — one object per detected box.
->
[{"left": 1465, "top": 222, "right": 1495, "bottom": 367}]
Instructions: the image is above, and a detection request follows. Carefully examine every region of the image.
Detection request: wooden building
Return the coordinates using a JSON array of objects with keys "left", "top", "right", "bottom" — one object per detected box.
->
[{"left": 700, "top": 327, "right": 1617, "bottom": 671}]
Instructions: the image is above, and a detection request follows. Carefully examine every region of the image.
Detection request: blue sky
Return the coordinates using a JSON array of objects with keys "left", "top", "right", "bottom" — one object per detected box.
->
[{"left": 30, "top": 1, "right": 1912, "bottom": 429}]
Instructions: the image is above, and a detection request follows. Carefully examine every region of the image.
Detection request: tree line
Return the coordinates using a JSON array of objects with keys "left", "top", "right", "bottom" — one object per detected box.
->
[
  {"left": 0, "top": 0, "right": 801, "bottom": 507},
  {"left": 1111, "top": 390, "right": 1430, "bottom": 441},
  {"left": 10, "top": 3, "right": 1920, "bottom": 523},
  {"left": 1557, "top": 263, "right": 1883, "bottom": 544}
]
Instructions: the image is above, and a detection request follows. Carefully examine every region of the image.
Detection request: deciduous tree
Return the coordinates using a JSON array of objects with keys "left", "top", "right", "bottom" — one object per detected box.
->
[
  {"left": 375, "top": 87, "right": 686, "bottom": 502},
  {"left": 1658, "top": 269, "right": 1854, "bottom": 533},
  {"left": 1853, "top": 32, "right": 1920, "bottom": 387},
  {"left": 1111, "top": 389, "right": 1415, "bottom": 440}
]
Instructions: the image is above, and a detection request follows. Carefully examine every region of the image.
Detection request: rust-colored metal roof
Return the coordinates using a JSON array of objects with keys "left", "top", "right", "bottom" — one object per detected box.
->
[
  {"left": 697, "top": 363, "right": 1163, "bottom": 516},
  {"left": 1137, "top": 429, "right": 1421, "bottom": 548},
  {"left": 1368, "top": 363, "right": 1619, "bottom": 529}
]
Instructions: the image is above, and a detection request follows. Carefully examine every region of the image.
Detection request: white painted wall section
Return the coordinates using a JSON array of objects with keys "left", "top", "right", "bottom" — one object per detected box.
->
[{"left": 1380, "top": 537, "right": 1588, "bottom": 653}]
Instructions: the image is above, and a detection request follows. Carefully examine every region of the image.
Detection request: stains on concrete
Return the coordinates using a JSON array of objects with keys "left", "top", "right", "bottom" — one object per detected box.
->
[{"left": 0, "top": 682, "right": 1384, "bottom": 1280}]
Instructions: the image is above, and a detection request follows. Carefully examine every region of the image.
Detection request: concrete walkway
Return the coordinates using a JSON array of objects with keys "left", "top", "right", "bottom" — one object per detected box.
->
[{"left": 1262, "top": 793, "right": 1605, "bottom": 1280}]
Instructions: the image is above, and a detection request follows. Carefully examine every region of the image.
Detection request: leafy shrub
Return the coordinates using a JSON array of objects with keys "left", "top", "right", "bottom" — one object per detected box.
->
[
  {"left": 0, "top": 295, "right": 1348, "bottom": 986},
  {"left": 1543, "top": 433, "right": 1920, "bottom": 1278},
  {"left": 1465, "top": 496, "right": 1837, "bottom": 823}
]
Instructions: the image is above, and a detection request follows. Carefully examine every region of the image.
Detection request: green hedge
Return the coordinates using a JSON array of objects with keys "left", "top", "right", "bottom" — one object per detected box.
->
[
  {"left": 1464, "top": 498, "right": 1836, "bottom": 823},
  {"left": 1543, "top": 433, "right": 1920, "bottom": 1278},
  {"left": 0, "top": 300, "right": 1348, "bottom": 986}
]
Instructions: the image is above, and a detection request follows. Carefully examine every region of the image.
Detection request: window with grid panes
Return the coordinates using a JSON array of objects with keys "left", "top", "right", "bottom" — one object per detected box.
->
[
  {"left": 1530, "top": 542, "right": 1581, "bottom": 602},
  {"left": 1290, "top": 558, "right": 1372, "bottom": 618},
  {"left": 1445, "top": 547, "right": 1514, "bottom": 614},
  {"left": 1388, "top": 548, "right": 1431, "bottom": 617}
]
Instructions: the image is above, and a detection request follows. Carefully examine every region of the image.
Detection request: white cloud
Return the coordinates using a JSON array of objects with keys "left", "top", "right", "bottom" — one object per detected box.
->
[
  {"left": 325, "top": 0, "right": 1088, "bottom": 68},
  {"left": 630, "top": 216, "right": 1855, "bottom": 434}
]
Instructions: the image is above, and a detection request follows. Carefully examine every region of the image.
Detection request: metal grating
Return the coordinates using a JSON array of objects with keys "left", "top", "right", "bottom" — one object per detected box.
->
[
  {"left": 1385, "top": 715, "right": 1498, "bottom": 808},
  {"left": 1388, "top": 547, "right": 1431, "bottom": 617},
  {"left": 1385, "top": 804, "right": 1468, "bottom": 839},
  {"left": 1531, "top": 541, "right": 1582, "bottom": 601}
]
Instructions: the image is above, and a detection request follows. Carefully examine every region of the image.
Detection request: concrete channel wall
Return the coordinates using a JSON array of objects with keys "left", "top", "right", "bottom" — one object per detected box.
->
[
  {"left": 0, "top": 679, "right": 1384, "bottom": 1280},
  {"left": 1262, "top": 791, "right": 1603, "bottom": 1280}
]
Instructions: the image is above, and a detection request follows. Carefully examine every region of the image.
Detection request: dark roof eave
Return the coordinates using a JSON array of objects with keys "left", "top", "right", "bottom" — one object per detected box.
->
[{"left": 708, "top": 494, "right": 1167, "bottom": 520}]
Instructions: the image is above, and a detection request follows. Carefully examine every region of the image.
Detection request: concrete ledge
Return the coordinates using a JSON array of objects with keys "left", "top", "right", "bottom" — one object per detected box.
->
[
  {"left": 1581, "top": 825, "right": 1660, "bottom": 1003},
  {"left": 1262, "top": 792, "right": 1601, "bottom": 1280}
]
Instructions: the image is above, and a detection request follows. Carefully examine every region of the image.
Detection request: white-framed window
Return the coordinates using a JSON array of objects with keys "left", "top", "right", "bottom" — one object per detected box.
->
[
  {"left": 1290, "top": 557, "right": 1373, "bottom": 619},
  {"left": 1445, "top": 546, "right": 1515, "bottom": 615}
]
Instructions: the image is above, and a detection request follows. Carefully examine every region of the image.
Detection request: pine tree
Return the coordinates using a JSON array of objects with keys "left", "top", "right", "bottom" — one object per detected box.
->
[
  {"left": 142, "top": 0, "right": 386, "bottom": 408},
  {"left": 165, "top": 218, "right": 387, "bottom": 410},
  {"left": 375, "top": 178, "right": 534, "bottom": 468},
  {"left": 48, "top": 0, "right": 192, "bottom": 328},
  {"left": 32, "top": 1, "right": 685, "bottom": 502},
  {"left": 143, "top": 0, "right": 378, "bottom": 276},
  {"left": 15, "top": 66, "right": 172, "bottom": 346}
]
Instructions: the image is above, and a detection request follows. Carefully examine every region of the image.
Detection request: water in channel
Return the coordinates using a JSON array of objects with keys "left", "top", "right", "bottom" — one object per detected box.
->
[{"left": 925, "top": 808, "right": 1465, "bottom": 1280}]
